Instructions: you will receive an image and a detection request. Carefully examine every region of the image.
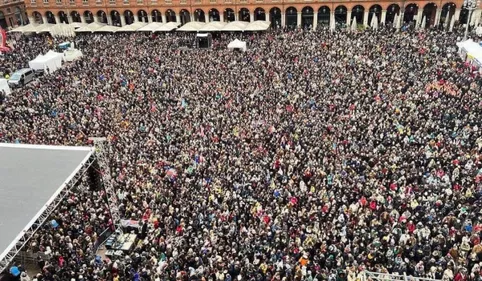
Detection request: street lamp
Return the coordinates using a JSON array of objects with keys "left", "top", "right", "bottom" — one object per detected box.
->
[{"left": 463, "top": 0, "right": 480, "bottom": 40}]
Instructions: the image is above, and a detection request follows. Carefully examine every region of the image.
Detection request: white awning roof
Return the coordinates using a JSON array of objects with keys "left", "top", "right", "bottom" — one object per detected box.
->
[
  {"left": 221, "top": 21, "right": 249, "bottom": 31},
  {"left": 94, "top": 25, "right": 120, "bottom": 33},
  {"left": 155, "top": 22, "right": 180, "bottom": 32},
  {"left": 116, "top": 22, "right": 147, "bottom": 32},
  {"left": 8, "top": 24, "right": 33, "bottom": 33},
  {"left": 75, "top": 22, "right": 106, "bottom": 33},
  {"left": 245, "top": 20, "right": 270, "bottom": 31},
  {"left": 137, "top": 22, "right": 164, "bottom": 32},
  {"left": 69, "top": 22, "right": 87, "bottom": 29},
  {"left": 36, "top": 23, "right": 56, "bottom": 33},
  {"left": 177, "top": 21, "right": 206, "bottom": 31},
  {"left": 199, "top": 21, "right": 226, "bottom": 32}
]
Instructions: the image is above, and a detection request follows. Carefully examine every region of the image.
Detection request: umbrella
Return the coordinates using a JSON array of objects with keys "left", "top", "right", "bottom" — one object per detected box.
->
[
  {"left": 166, "top": 168, "right": 178, "bottom": 179},
  {"left": 351, "top": 17, "right": 357, "bottom": 31},
  {"left": 371, "top": 15, "right": 379, "bottom": 30},
  {"left": 449, "top": 15, "right": 456, "bottom": 32}
]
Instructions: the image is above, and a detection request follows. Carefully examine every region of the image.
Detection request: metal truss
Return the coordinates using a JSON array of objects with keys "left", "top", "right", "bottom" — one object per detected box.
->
[
  {"left": 89, "top": 137, "right": 121, "bottom": 230},
  {"left": 362, "top": 271, "right": 441, "bottom": 281},
  {"left": 0, "top": 153, "right": 96, "bottom": 274}
]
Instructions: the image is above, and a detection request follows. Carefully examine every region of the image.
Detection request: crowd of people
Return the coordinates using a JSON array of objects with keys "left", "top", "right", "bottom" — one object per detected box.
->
[{"left": 1, "top": 25, "right": 482, "bottom": 281}]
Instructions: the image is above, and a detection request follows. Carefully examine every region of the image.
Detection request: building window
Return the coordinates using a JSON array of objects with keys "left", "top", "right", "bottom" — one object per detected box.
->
[
  {"left": 109, "top": 0, "right": 115, "bottom": 4},
  {"left": 137, "top": 0, "right": 142, "bottom": 3},
  {"left": 82, "top": 0, "right": 88, "bottom": 4},
  {"left": 56, "top": 0, "right": 62, "bottom": 4},
  {"left": 43, "top": 0, "right": 49, "bottom": 4},
  {"left": 123, "top": 0, "right": 128, "bottom": 4},
  {"left": 179, "top": 0, "right": 186, "bottom": 3},
  {"left": 31, "top": 0, "right": 36, "bottom": 4}
]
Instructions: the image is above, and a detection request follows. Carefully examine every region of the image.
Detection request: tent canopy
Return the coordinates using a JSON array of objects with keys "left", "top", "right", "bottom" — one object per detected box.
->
[
  {"left": 75, "top": 22, "right": 106, "bottom": 33},
  {"left": 0, "top": 144, "right": 94, "bottom": 273},
  {"left": 245, "top": 21, "right": 270, "bottom": 31},
  {"left": 222, "top": 21, "right": 249, "bottom": 31},
  {"left": 28, "top": 51, "right": 63, "bottom": 72},
  {"left": 177, "top": 21, "right": 206, "bottom": 32},
  {"left": 0, "top": 78, "right": 11, "bottom": 95},
  {"left": 95, "top": 25, "right": 120, "bottom": 33},
  {"left": 199, "top": 21, "right": 227, "bottom": 32},
  {"left": 116, "top": 22, "right": 147, "bottom": 32},
  {"left": 227, "top": 39, "right": 247, "bottom": 52},
  {"left": 155, "top": 22, "right": 180, "bottom": 32},
  {"left": 137, "top": 22, "right": 164, "bottom": 32}
]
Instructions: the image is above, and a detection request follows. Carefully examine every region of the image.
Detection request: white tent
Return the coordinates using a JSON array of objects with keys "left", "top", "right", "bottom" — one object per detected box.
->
[
  {"left": 227, "top": 39, "right": 247, "bottom": 52},
  {"left": 199, "top": 21, "right": 226, "bottom": 32},
  {"left": 28, "top": 51, "right": 63, "bottom": 73},
  {"left": 245, "top": 21, "right": 270, "bottom": 31},
  {"left": 8, "top": 24, "right": 30, "bottom": 33},
  {"left": 0, "top": 78, "right": 11, "bottom": 95},
  {"left": 178, "top": 21, "right": 206, "bottom": 32},
  {"left": 95, "top": 25, "right": 120, "bottom": 33},
  {"left": 36, "top": 24, "right": 56, "bottom": 33},
  {"left": 137, "top": 22, "right": 163, "bottom": 32},
  {"left": 222, "top": 21, "right": 249, "bottom": 31},
  {"left": 155, "top": 22, "right": 180, "bottom": 32},
  {"left": 63, "top": 48, "right": 83, "bottom": 61},
  {"left": 116, "top": 22, "right": 146, "bottom": 32},
  {"left": 75, "top": 22, "right": 106, "bottom": 33},
  {"left": 21, "top": 24, "right": 43, "bottom": 33}
]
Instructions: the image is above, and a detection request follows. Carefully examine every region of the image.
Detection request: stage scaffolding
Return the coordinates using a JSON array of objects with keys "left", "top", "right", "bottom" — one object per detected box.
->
[
  {"left": 0, "top": 151, "right": 96, "bottom": 274},
  {"left": 0, "top": 140, "right": 121, "bottom": 274}
]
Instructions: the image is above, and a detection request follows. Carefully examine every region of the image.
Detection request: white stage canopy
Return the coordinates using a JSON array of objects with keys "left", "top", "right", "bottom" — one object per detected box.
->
[
  {"left": 228, "top": 39, "right": 247, "bottom": 52},
  {"left": 0, "top": 144, "right": 95, "bottom": 273}
]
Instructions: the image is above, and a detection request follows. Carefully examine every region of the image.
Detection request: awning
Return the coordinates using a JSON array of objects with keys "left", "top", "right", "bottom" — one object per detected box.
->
[
  {"left": 137, "top": 22, "right": 164, "bottom": 32},
  {"left": 177, "top": 21, "right": 206, "bottom": 32},
  {"left": 116, "top": 22, "right": 147, "bottom": 32},
  {"left": 221, "top": 21, "right": 249, "bottom": 31},
  {"left": 94, "top": 25, "right": 120, "bottom": 33},
  {"left": 155, "top": 22, "right": 180, "bottom": 32},
  {"left": 75, "top": 22, "right": 107, "bottom": 33},
  {"left": 244, "top": 20, "right": 270, "bottom": 31},
  {"left": 199, "top": 21, "right": 226, "bottom": 32}
]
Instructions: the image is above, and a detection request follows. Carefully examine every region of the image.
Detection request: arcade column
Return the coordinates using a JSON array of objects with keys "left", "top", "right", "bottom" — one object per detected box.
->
[
  {"left": 297, "top": 11, "right": 301, "bottom": 27},
  {"left": 313, "top": 12, "right": 318, "bottom": 29},
  {"left": 363, "top": 10, "right": 368, "bottom": 26},
  {"left": 381, "top": 10, "right": 387, "bottom": 24},
  {"left": 346, "top": 10, "right": 351, "bottom": 25}
]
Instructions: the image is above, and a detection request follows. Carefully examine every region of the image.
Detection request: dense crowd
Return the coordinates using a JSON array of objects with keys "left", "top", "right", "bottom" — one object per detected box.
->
[{"left": 1, "top": 25, "right": 482, "bottom": 281}]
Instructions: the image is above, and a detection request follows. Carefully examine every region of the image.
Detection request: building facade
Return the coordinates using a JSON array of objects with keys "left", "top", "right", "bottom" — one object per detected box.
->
[
  {"left": 25, "top": 0, "right": 480, "bottom": 30},
  {"left": 1, "top": 0, "right": 28, "bottom": 28}
]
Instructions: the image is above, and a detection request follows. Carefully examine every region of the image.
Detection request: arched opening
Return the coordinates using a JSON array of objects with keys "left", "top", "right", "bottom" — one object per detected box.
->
[
  {"left": 441, "top": 3, "right": 456, "bottom": 28},
  {"left": 423, "top": 3, "right": 437, "bottom": 28},
  {"left": 269, "top": 7, "right": 281, "bottom": 28},
  {"left": 239, "top": 8, "right": 250, "bottom": 22},
  {"left": 124, "top": 10, "right": 134, "bottom": 25},
  {"left": 180, "top": 9, "right": 190, "bottom": 24},
  {"left": 96, "top": 10, "right": 107, "bottom": 23},
  {"left": 301, "top": 6, "right": 314, "bottom": 28},
  {"left": 386, "top": 4, "right": 400, "bottom": 24},
  {"left": 0, "top": 12, "right": 6, "bottom": 29},
  {"left": 403, "top": 4, "right": 418, "bottom": 23},
  {"left": 254, "top": 8, "right": 266, "bottom": 21},
  {"left": 165, "top": 9, "right": 176, "bottom": 23},
  {"left": 460, "top": 6, "right": 471, "bottom": 24},
  {"left": 33, "top": 11, "right": 43, "bottom": 24},
  {"left": 368, "top": 5, "right": 381, "bottom": 26},
  {"left": 110, "top": 10, "right": 121, "bottom": 26},
  {"left": 15, "top": 7, "right": 24, "bottom": 26},
  {"left": 138, "top": 10, "right": 148, "bottom": 23},
  {"left": 351, "top": 5, "right": 364, "bottom": 25},
  {"left": 317, "top": 6, "right": 330, "bottom": 26},
  {"left": 58, "top": 11, "right": 69, "bottom": 23},
  {"left": 71, "top": 11, "right": 81, "bottom": 22},
  {"left": 84, "top": 11, "right": 94, "bottom": 24},
  {"left": 151, "top": 9, "right": 161, "bottom": 22},
  {"left": 224, "top": 8, "right": 235, "bottom": 22},
  {"left": 286, "top": 7, "right": 297, "bottom": 28},
  {"left": 209, "top": 8, "right": 220, "bottom": 21},
  {"left": 334, "top": 5, "right": 347, "bottom": 25},
  {"left": 46, "top": 11, "right": 56, "bottom": 24},
  {"left": 193, "top": 9, "right": 205, "bottom": 22}
]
